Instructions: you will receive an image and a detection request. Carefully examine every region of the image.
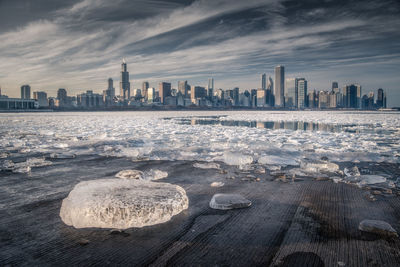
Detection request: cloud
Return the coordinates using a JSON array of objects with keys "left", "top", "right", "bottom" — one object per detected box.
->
[{"left": 0, "top": 0, "right": 398, "bottom": 107}]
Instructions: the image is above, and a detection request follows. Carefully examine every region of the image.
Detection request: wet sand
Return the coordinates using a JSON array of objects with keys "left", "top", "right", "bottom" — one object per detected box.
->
[{"left": 0, "top": 156, "right": 399, "bottom": 266}]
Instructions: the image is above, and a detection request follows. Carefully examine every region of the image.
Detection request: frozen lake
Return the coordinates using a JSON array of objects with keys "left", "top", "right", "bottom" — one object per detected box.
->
[{"left": 1, "top": 110, "right": 399, "bottom": 165}]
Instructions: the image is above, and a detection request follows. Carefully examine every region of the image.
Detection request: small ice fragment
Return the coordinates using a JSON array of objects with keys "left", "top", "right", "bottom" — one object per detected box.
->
[
  {"left": 0, "top": 152, "right": 9, "bottom": 159},
  {"left": 344, "top": 166, "right": 361, "bottom": 177},
  {"left": 359, "top": 219, "right": 398, "bottom": 237},
  {"left": 223, "top": 152, "right": 253, "bottom": 167},
  {"left": 143, "top": 169, "right": 168, "bottom": 180},
  {"left": 50, "top": 153, "right": 76, "bottom": 159},
  {"left": 210, "top": 182, "right": 224, "bottom": 187},
  {"left": 266, "top": 165, "right": 281, "bottom": 171},
  {"left": 26, "top": 157, "right": 52, "bottom": 167},
  {"left": 54, "top": 143, "right": 69, "bottom": 148},
  {"left": 209, "top": 193, "right": 251, "bottom": 210},
  {"left": 115, "top": 170, "right": 144, "bottom": 179},
  {"left": 359, "top": 175, "right": 386, "bottom": 185},
  {"left": 258, "top": 155, "right": 298, "bottom": 166},
  {"left": 193, "top": 162, "right": 220, "bottom": 169},
  {"left": 13, "top": 165, "right": 31, "bottom": 173},
  {"left": 1, "top": 160, "right": 15, "bottom": 171},
  {"left": 60, "top": 179, "right": 189, "bottom": 229},
  {"left": 300, "top": 160, "right": 339, "bottom": 173},
  {"left": 254, "top": 166, "right": 266, "bottom": 174}
]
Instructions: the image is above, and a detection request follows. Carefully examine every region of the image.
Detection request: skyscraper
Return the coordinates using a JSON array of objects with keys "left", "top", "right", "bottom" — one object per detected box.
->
[
  {"left": 284, "top": 78, "right": 297, "bottom": 108},
  {"left": 159, "top": 82, "right": 171, "bottom": 104},
  {"left": 274, "top": 66, "right": 284, "bottom": 107},
  {"left": 20, "top": 85, "right": 31, "bottom": 99},
  {"left": 344, "top": 84, "right": 358, "bottom": 108},
  {"left": 178, "top": 81, "right": 188, "bottom": 97},
  {"left": 119, "top": 59, "right": 130, "bottom": 101},
  {"left": 261, "top": 74, "right": 266, "bottom": 90},
  {"left": 142, "top": 81, "right": 149, "bottom": 100},
  {"left": 332, "top": 82, "right": 339, "bottom": 91},
  {"left": 356, "top": 84, "right": 362, "bottom": 109},
  {"left": 57, "top": 88, "right": 67, "bottom": 106},
  {"left": 108, "top": 78, "right": 115, "bottom": 97},
  {"left": 297, "top": 78, "right": 307, "bottom": 108},
  {"left": 208, "top": 78, "right": 214, "bottom": 98},
  {"left": 266, "top": 76, "right": 274, "bottom": 106}
]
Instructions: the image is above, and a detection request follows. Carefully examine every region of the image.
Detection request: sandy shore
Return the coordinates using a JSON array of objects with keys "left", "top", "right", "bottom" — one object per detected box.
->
[{"left": 0, "top": 156, "right": 399, "bottom": 266}]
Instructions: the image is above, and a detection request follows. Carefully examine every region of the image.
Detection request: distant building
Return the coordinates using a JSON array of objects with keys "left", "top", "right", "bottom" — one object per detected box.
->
[
  {"left": 77, "top": 90, "right": 104, "bottom": 108},
  {"left": 191, "top": 86, "right": 207, "bottom": 103},
  {"left": 256, "top": 89, "right": 266, "bottom": 107},
  {"left": 159, "top": 82, "right": 171, "bottom": 104},
  {"left": 178, "top": 81, "right": 188, "bottom": 98},
  {"left": 208, "top": 78, "right": 214, "bottom": 98},
  {"left": 297, "top": 78, "right": 307, "bottom": 108},
  {"left": 376, "top": 88, "right": 387, "bottom": 108},
  {"left": 142, "top": 81, "right": 149, "bottom": 100},
  {"left": 332, "top": 82, "right": 339, "bottom": 91},
  {"left": 261, "top": 74, "right": 266, "bottom": 90},
  {"left": 21, "top": 85, "right": 31, "bottom": 99},
  {"left": 119, "top": 59, "right": 130, "bottom": 101},
  {"left": 33, "top": 91, "right": 48, "bottom": 107},
  {"left": 343, "top": 84, "right": 358, "bottom": 108},
  {"left": 147, "top": 88, "right": 155, "bottom": 103},
  {"left": 356, "top": 84, "right": 362, "bottom": 109},
  {"left": 308, "top": 90, "right": 317, "bottom": 108},
  {"left": 285, "top": 78, "right": 297, "bottom": 108},
  {"left": 329, "top": 91, "right": 337, "bottom": 108},
  {"left": 274, "top": 66, "right": 284, "bottom": 107},
  {"left": 318, "top": 91, "right": 330, "bottom": 108},
  {"left": 233, "top": 87, "right": 239, "bottom": 106},
  {"left": 103, "top": 78, "right": 115, "bottom": 106},
  {"left": 0, "top": 98, "right": 37, "bottom": 110},
  {"left": 57, "top": 88, "right": 68, "bottom": 107}
]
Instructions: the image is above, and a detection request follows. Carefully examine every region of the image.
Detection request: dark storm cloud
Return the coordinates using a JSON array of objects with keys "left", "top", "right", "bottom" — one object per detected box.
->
[{"left": 0, "top": 0, "right": 399, "bottom": 106}]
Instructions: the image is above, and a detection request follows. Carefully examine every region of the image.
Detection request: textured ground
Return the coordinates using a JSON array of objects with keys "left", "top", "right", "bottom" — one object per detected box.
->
[{"left": 1, "top": 156, "right": 400, "bottom": 266}]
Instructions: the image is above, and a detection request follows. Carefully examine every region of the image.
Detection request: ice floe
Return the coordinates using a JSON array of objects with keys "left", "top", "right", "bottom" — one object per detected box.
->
[
  {"left": 210, "top": 182, "right": 224, "bottom": 187},
  {"left": 258, "top": 155, "right": 298, "bottom": 166},
  {"left": 359, "top": 219, "right": 398, "bottom": 238},
  {"left": 209, "top": 193, "right": 251, "bottom": 210},
  {"left": 223, "top": 152, "right": 253, "bottom": 168},
  {"left": 115, "top": 169, "right": 144, "bottom": 179},
  {"left": 60, "top": 179, "right": 189, "bottom": 229},
  {"left": 193, "top": 162, "right": 221, "bottom": 169}
]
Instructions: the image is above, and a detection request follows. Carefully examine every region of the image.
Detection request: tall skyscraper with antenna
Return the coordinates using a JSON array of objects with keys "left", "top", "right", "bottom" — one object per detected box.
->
[{"left": 120, "top": 59, "right": 130, "bottom": 101}]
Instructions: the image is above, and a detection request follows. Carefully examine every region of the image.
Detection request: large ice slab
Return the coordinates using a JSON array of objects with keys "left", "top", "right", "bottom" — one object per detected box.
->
[
  {"left": 60, "top": 179, "right": 189, "bottom": 229},
  {"left": 223, "top": 152, "right": 253, "bottom": 167}
]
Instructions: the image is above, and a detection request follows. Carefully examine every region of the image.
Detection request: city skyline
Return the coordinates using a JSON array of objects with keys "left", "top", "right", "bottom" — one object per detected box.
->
[{"left": 0, "top": 0, "right": 399, "bottom": 107}]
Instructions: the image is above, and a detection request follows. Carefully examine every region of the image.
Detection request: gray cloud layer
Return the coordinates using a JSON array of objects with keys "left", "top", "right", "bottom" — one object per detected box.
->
[{"left": 0, "top": 0, "right": 399, "bottom": 106}]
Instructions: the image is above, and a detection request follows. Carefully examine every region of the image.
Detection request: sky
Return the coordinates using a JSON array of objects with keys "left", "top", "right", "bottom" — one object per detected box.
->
[{"left": 0, "top": 0, "right": 399, "bottom": 107}]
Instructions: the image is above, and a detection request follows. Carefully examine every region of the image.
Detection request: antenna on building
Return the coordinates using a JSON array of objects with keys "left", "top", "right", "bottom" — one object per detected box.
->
[{"left": 122, "top": 58, "right": 126, "bottom": 64}]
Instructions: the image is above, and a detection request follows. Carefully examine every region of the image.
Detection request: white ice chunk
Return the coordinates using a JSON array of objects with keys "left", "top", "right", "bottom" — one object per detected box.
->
[
  {"left": 210, "top": 182, "right": 224, "bottom": 187},
  {"left": 258, "top": 155, "right": 298, "bottom": 166},
  {"left": 344, "top": 166, "right": 361, "bottom": 177},
  {"left": 26, "top": 157, "right": 52, "bottom": 167},
  {"left": 115, "top": 169, "right": 144, "bottom": 179},
  {"left": 60, "top": 179, "right": 189, "bottom": 229},
  {"left": 300, "top": 160, "right": 339, "bottom": 173},
  {"left": 359, "top": 175, "right": 387, "bottom": 185},
  {"left": 223, "top": 152, "right": 253, "bottom": 167},
  {"left": 359, "top": 219, "right": 398, "bottom": 237},
  {"left": 193, "top": 162, "right": 220, "bottom": 169},
  {"left": 143, "top": 169, "right": 168, "bottom": 180},
  {"left": 209, "top": 193, "right": 251, "bottom": 210},
  {"left": 50, "top": 153, "right": 76, "bottom": 159}
]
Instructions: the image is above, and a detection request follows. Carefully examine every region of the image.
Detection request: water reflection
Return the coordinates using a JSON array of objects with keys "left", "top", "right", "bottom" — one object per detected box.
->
[{"left": 181, "top": 119, "right": 363, "bottom": 133}]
